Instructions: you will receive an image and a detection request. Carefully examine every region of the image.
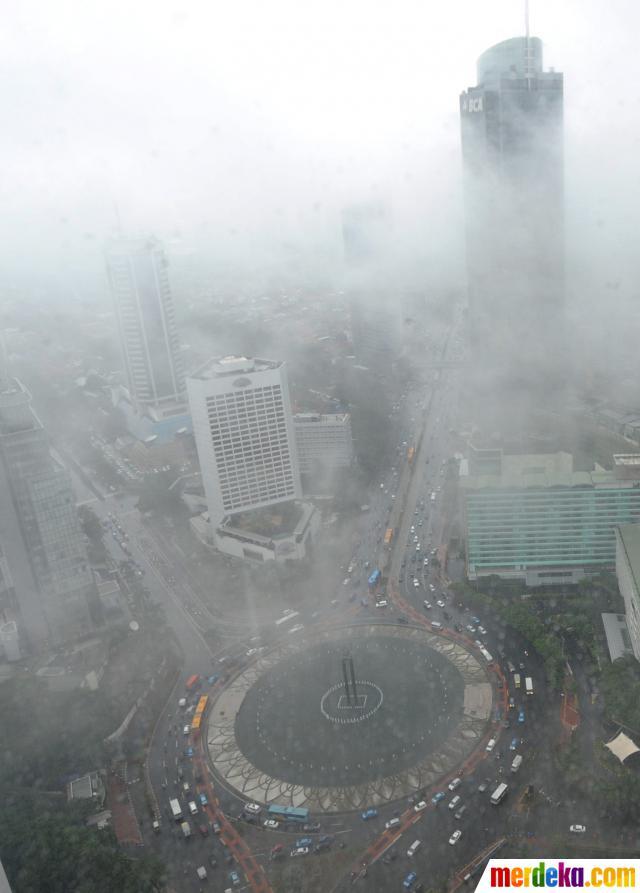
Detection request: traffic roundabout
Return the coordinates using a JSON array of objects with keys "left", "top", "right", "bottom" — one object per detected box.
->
[{"left": 204, "top": 623, "right": 493, "bottom": 813}]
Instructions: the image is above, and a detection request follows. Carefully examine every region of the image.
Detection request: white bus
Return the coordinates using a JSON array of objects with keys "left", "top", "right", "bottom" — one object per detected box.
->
[
  {"left": 525, "top": 677, "right": 534, "bottom": 695},
  {"left": 275, "top": 611, "right": 300, "bottom": 627},
  {"left": 490, "top": 782, "right": 508, "bottom": 805}
]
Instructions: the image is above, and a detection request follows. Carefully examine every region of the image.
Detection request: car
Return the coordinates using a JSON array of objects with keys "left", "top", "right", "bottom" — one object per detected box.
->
[
  {"left": 448, "top": 795, "right": 461, "bottom": 810},
  {"left": 437, "top": 600, "right": 446, "bottom": 608},
  {"left": 431, "top": 791, "right": 446, "bottom": 805},
  {"left": 198, "top": 792, "right": 208, "bottom": 806},
  {"left": 385, "top": 817, "right": 401, "bottom": 830},
  {"left": 509, "top": 696, "right": 515, "bottom": 709},
  {"left": 290, "top": 846, "right": 310, "bottom": 857},
  {"left": 207, "top": 674, "right": 220, "bottom": 685},
  {"left": 518, "top": 709, "right": 525, "bottom": 724},
  {"left": 570, "top": 824, "right": 586, "bottom": 833},
  {"left": 486, "top": 738, "right": 496, "bottom": 753},
  {"left": 229, "top": 870, "right": 240, "bottom": 885},
  {"left": 477, "top": 779, "right": 490, "bottom": 793},
  {"left": 449, "top": 830, "right": 462, "bottom": 845},
  {"left": 295, "top": 837, "right": 313, "bottom": 848},
  {"left": 183, "top": 747, "right": 194, "bottom": 757},
  {"left": 429, "top": 583, "right": 435, "bottom": 591},
  {"left": 343, "top": 578, "right": 350, "bottom": 586},
  {"left": 519, "top": 662, "right": 526, "bottom": 670},
  {"left": 418, "top": 520, "right": 423, "bottom": 526},
  {"left": 212, "top": 820, "right": 221, "bottom": 834},
  {"left": 478, "top": 625, "right": 488, "bottom": 635},
  {"left": 466, "top": 624, "right": 477, "bottom": 634},
  {"left": 208, "top": 852, "right": 218, "bottom": 867},
  {"left": 270, "top": 843, "right": 285, "bottom": 859},
  {"left": 510, "top": 737, "right": 519, "bottom": 750},
  {"left": 198, "top": 823, "right": 209, "bottom": 837},
  {"left": 375, "top": 600, "right": 388, "bottom": 608},
  {"left": 183, "top": 725, "right": 190, "bottom": 736},
  {"left": 403, "top": 872, "right": 417, "bottom": 890},
  {"left": 264, "top": 819, "right": 280, "bottom": 829},
  {"left": 414, "top": 800, "right": 427, "bottom": 812},
  {"left": 361, "top": 808, "right": 378, "bottom": 820},
  {"left": 413, "top": 579, "right": 420, "bottom": 588},
  {"left": 246, "top": 648, "right": 259, "bottom": 657},
  {"left": 423, "top": 601, "right": 432, "bottom": 610},
  {"left": 454, "top": 805, "right": 468, "bottom": 820},
  {"left": 471, "top": 616, "right": 481, "bottom": 625},
  {"left": 448, "top": 777, "right": 462, "bottom": 791},
  {"left": 182, "top": 781, "right": 191, "bottom": 794}
]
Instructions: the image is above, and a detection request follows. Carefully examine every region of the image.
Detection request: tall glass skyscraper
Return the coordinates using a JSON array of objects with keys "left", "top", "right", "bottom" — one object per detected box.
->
[
  {"left": 106, "top": 237, "right": 186, "bottom": 411},
  {"left": 460, "top": 36, "right": 564, "bottom": 399}
]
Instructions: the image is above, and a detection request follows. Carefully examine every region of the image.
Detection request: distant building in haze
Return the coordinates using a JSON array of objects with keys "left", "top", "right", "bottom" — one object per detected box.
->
[
  {"left": 342, "top": 202, "right": 401, "bottom": 374},
  {"left": 0, "top": 378, "right": 94, "bottom": 646},
  {"left": 106, "top": 237, "right": 191, "bottom": 443},
  {"left": 460, "top": 36, "right": 564, "bottom": 395},
  {"left": 293, "top": 412, "right": 354, "bottom": 483}
]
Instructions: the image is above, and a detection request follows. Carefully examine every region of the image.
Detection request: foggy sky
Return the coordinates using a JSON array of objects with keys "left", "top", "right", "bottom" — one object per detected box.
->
[{"left": 3, "top": 0, "right": 640, "bottom": 306}]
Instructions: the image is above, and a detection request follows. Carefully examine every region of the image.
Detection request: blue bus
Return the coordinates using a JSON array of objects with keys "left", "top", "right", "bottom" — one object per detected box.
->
[
  {"left": 267, "top": 804, "right": 310, "bottom": 823},
  {"left": 368, "top": 569, "right": 381, "bottom": 591}
]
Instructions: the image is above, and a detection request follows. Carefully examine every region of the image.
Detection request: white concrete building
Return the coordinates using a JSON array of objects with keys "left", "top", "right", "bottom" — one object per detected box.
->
[
  {"left": 615, "top": 523, "right": 640, "bottom": 660},
  {"left": 187, "top": 356, "right": 301, "bottom": 529},
  {"left": 293, "top": 413, "right": 354, "bottom": 476}
]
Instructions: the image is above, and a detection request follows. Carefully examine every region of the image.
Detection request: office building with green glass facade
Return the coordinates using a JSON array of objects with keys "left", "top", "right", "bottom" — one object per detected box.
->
[{"left": 462, "top": 452, "right": 640, "bottom": 587}]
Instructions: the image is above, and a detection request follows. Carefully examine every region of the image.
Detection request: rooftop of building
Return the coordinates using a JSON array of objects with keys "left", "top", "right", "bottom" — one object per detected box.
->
[
  {"left": 224, "top": 501, "right": 305, "bottom": 538},
  {"left": 189, "top": 355, "right": 282, "bottom": 381},
  {"left": 617, "top": 523, "right": 640, "bottom": 596},
  {"left": 461, "top": 451, "right": 638, "bottom": 491}
]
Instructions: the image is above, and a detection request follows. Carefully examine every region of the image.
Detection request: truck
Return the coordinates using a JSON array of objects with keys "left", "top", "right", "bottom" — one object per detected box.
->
[
  {"left": 513, "top": 673, "right": 521, "bottom": 689},
  {"left": 170, "top": 798, "right": 183, "bottom": 820},
  {"left": 525, "top": 676, "right": 534, "bottom": 695},
  {"left": 490, "top": 783, "right": 508, "bottom": 805},
  {"left": 181, "top": 820, "right": 191, "bottom": 839}
]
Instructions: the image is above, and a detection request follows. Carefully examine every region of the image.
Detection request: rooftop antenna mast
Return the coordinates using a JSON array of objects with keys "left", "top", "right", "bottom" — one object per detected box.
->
[{"left": 525, "top": 0, "right": 533, "bottom": 90}]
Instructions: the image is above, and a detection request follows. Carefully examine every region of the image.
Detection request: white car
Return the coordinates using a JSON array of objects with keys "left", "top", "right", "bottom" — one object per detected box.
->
[
  {"left": 343, "top": 578, "right": 350, "bottom": 586},
  {"left": 290, "top": 847, "right": 310, "bottom": 857},
  {"left": 449, "top": 830, "right": 462, "bottom": 845},
  {"left": 385, "top": 818, "right": 401, "bottom": 830},
  {"left": 264, "top": 819, "right": 280, "bottom": 829},
  {"left": 376, "top": 600, "right": 388, "bottom": 608},
  {"left": 477, "top": 626, "right": 487, "bottom": 636},
  {"left": 437, "top": 600, "right": 446, "bottom": 608},
  {"left": 429, "top": 583, "right": 435, "bottom": 591},
  {"left": 569, "top": 824, "right": 586, "bottom": 833},
  {"left": 413, "top": 579, "right": 420, "bottom": 588},
  {"left": 413, "top": 800, "right": 427, "bottom": 813}
]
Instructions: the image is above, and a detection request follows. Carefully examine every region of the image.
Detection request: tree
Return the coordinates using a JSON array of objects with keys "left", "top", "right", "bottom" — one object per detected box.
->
[{"left": 0, "top": 798, "right": 165, "bottom": 892}]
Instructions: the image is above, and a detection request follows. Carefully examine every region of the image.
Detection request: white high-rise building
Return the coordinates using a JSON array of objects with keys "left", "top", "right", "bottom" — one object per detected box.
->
[
  {"left": 187, "top": 356, "right": 301, "bottom": 528},
  {"left": 106, "top": 237, "right": 185, "bottom": 410}
]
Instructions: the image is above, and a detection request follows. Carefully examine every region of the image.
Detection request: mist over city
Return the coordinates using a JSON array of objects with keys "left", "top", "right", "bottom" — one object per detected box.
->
[{"left": 2, "top": 2, "right": 640, "bottom": 892}]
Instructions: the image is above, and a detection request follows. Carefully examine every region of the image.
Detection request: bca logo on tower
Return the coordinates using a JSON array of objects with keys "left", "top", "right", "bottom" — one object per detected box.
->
[{"left": 461, "top": 96, "right": 483, "bottom": 113}]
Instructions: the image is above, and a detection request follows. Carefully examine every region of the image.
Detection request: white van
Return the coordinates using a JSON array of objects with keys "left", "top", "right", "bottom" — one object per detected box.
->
[
  {"left": 511, "top": 754, "right": 523, "bottom": 773},
  {"left": 188, "top": 801, "right": 198, "bottom": 816},
  {"left": 431, "top": 621, "right": 443, "bottom": 630},
  {"left": 486, "top": 738, "right": 496, "bottom": 753},
  {"left": 407, "top": 839, "right": 421, "bottom": 857},
  {"left": 448, "top": 777, "right": 462, "bottom": 791}
]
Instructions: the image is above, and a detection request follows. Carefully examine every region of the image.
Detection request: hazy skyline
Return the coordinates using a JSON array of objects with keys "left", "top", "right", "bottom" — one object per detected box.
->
[{"left": 2, "top": 0, "right": 640, "bottom": 308}]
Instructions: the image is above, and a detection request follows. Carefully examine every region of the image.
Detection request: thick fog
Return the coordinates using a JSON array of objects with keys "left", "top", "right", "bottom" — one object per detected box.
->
[{"left": 1, "top": 0, "right": 639, "bottom": 313}]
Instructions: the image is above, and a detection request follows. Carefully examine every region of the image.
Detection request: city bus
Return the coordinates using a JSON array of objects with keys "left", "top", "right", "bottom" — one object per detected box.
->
[
  {"left": 267, "top": 804, "right": 309, "bottom": 823},
  {"left": 490, "top": 783, "right": 508, "bottom": 805},
  {"left": 384, "top": 528, "right": 393, "bottom": 546},
  {"left": 275, "top": 611, "right": 300, "bottom": 627}
]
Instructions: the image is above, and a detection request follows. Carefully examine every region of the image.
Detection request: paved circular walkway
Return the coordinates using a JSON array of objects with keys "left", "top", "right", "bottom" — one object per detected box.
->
[{"left": 205, "top": 623, "right": 493, "bottom": 813}]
